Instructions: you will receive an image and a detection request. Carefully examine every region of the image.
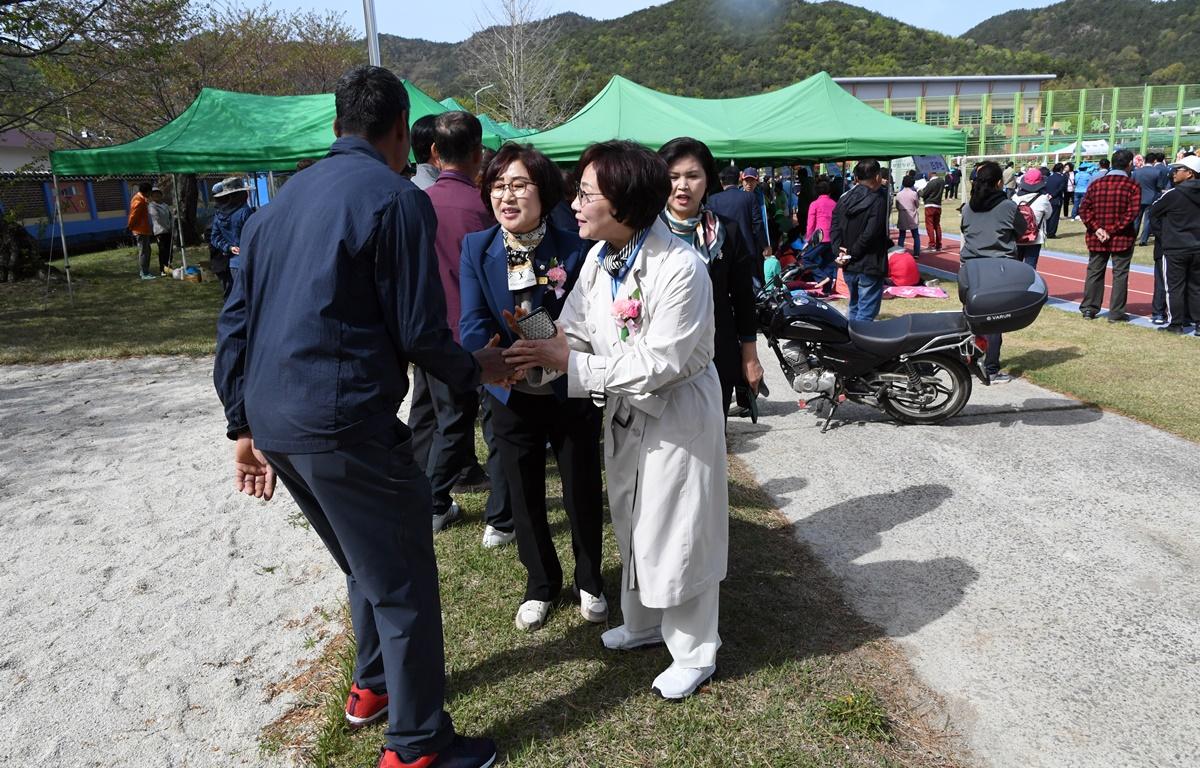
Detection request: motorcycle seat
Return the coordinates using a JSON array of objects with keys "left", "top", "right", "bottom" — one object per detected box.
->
[{"left": 848, "top": 312, "right": 968, "bottom": 358}]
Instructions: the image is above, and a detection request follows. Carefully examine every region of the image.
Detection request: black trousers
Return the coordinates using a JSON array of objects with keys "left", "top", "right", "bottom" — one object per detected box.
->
[
  {"left": 488, "top": 390, "right": 604, "bottom": 602},
  {"left": 984, "top": 333, "right": 1003, "bottom": 375},
  {"left": 409, "top": 367, "right": 480, "bottom": 515},
  {"left": 1134, "top": 204, "right": 1153, "bottom": 245},
  {"left": 1045, "top": 199, "right": 1062, "bottom": 237},
  {"left": 1165, "top": 250, "right": 1200, "bottom": 329},
  {"left": 1081, "top": 249, "right": 1133, "bottom": 316},
  {"left": 263, "top": 423, "right": 454, "bottom": 761},
  {"left": 1153, "top": 239, "right": 1167, "bottom": 318},
  {"left": 477, "top": 394, "right": 513, "bottom": 530},
  {"left": 211, "top": 248, "right": 233, "bottom": 300},
  {"left": 156, "top": 232, "right": 172, "bottom": 270}
]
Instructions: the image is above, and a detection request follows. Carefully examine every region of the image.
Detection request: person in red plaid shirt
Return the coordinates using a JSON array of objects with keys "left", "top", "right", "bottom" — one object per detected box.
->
[{"left": 1077, "top": 149, "right": 1142, "bottom": 322}]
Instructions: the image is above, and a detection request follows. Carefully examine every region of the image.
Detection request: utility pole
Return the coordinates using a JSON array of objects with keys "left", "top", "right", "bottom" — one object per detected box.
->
[
  {"left": 363, "top": 0, "right": 380, "bottom": 66},
  {"left": 474, "top": 84, "right": 495, "bottom": 114}
]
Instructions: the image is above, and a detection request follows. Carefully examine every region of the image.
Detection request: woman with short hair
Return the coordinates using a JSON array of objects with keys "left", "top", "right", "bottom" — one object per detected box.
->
[
  {"left": 505, "top": 140, "right": 728, "bottom": 700},
  {"left": 656, "top": 136, "right": 762, "bottom": 415},
  {"left": 459, "top": 143, "right": 606, "bottom": 632}
]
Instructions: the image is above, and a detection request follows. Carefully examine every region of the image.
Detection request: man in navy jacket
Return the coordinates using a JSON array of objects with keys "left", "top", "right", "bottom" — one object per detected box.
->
[
  {"left": 214, "top": 66, "right": 506, "bottom": 768},
  {"left": 1043, "top": 163, "right": 1067, "bottom": 238}
]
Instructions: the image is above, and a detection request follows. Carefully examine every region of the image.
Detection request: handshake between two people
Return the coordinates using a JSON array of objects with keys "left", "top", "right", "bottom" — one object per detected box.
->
[{"left": 472, "top": 307, "right": 572, "bottom": 386}]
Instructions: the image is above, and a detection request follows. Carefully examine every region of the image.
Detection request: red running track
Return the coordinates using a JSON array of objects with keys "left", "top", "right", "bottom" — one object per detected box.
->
[{"left": 899, "top": 232, "right": 1158, "bottom": 318}]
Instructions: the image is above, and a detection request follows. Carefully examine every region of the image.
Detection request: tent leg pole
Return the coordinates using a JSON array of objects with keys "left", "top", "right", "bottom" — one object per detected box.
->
[
  {"left": 173, "top": 175, "right": 188, "bottom": 271},
  {"left": 52, "top": 174, "right": 73, "bottom": 304}
]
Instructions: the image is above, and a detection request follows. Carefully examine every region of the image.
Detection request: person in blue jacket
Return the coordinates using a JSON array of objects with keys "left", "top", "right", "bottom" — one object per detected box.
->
[
  {"left": 209, "top": 176, "right": 254, "bottom": 273},
  {"left": 213, "top": 65, "right": 508, "bottom": 768},
  {"left": 458, "top": 143, "right": 606, "bottom": 634}
]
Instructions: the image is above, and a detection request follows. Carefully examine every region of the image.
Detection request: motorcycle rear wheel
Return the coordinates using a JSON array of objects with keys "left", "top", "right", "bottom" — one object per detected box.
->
[{"left": 878, "top": 354, "right": 972, "bottom": 425}]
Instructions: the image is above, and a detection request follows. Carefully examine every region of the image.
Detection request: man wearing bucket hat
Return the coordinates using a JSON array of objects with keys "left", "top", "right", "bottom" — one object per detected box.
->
[
  {"left": 210, "top": 176, "right": 254, "bottom": 277},
  {"left": 1150, "top": 155, "right": 1200, "bottom": 335},
  {"left": 1011, "top": 167, "right": 1054, "bottom": 270}
]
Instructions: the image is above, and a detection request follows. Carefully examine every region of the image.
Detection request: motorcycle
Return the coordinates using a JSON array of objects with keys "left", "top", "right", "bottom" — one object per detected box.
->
[{"left": 757, "top": 252, "right": 1048, "bottom": 431}]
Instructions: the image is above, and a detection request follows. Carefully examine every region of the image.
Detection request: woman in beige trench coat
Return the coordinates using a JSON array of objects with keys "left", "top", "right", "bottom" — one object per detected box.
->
[{"left": 505, "top": 141, "right": 729, "bottom": 700}]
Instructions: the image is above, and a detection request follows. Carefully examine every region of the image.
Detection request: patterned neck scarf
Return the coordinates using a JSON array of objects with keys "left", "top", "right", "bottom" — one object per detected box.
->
[
  {"left": 660, "top": 208, "right": 725, "bottom": 264},
  {"left": 602, "top": 227, "right": 649, "bottom": 279},
  {"left": 502, "top": 219, "right": 547, "bottom": 266}
]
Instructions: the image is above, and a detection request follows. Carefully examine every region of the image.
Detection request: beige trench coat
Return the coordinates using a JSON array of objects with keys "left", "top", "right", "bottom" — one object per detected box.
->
[{"left": 557, "top": 219, "right": 729, "bottom": 608}]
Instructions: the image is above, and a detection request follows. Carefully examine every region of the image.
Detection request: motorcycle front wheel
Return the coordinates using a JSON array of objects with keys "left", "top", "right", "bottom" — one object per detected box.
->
[{"left": 878, "top": 354, "right": 972, "bottom": 425}]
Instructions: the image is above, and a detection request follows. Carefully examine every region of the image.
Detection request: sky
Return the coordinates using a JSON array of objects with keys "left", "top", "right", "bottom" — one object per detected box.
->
[{"left": 269, "top": 0, "right": 1062, "bottom": 42}]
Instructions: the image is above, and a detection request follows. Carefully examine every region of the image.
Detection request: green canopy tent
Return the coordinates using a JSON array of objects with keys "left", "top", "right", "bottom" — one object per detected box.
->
[
  {"left": 47, "top": 81, "right": 507, "bottom": 176},
  {"left": 440, "top": 97, "right": 536, "bottom": 141},
  {"left": 522, "top": 71, "right": 967, "bottom": 163},
  {"left": 46, "top": 83, "right": 502, "bottom": 280}
]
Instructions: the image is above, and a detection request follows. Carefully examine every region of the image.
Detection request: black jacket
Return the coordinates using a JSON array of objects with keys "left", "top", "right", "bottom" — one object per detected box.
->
[
  {"left": 706, "top": 214, "right": 758, "bottom": 387},
  {"left": 1044, "top": 172, "right": 1067, "bottom": 202},
  {"left": 830, "top": 184, "right": 891, "bottom": 276},
  {"left": 921, "top": 176, "right": 945, "bottom": 205},
  {"left": 1150, "top": 179, "right": 1200, "bottom": 255},
  {"left": 708, "top": 187, "right": 767, "bottom": 253},
  {"left": 214, "top": 136, "right": 479, "bottom": 453}
]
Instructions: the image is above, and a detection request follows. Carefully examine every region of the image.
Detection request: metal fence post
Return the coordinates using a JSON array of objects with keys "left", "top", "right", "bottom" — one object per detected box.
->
[
  {"left": 1140, "top": 85, "right": 1152, "bottom": 155},
  {"left": 1108, "top": 86, "right": 1120, "bottom": 155},
  {"left": 1074, "top": 88, "right": 1086, "bottom": 165},
  {"left": 1172, "top": 84, "right": 1185, "bottom": 157}
]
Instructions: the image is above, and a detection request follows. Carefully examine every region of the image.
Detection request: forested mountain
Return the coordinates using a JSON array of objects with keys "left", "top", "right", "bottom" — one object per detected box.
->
[
  {"left": 382, "top": 0, "right": 1071, "bottom": 113},
  {"left": 963, "top": 0, "right": 1200, "bottom": 85}
]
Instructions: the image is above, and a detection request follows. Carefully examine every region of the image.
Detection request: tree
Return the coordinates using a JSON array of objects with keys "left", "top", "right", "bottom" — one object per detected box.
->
[
  {"left": 466, "top": 0, "right": 580, "bottom": 129},
  {"left": 0, "top": 0, "right": 193, "bottom": 134}
]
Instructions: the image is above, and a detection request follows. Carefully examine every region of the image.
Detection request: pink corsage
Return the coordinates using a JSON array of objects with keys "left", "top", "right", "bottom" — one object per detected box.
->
[
  {"left": 612, "top": 297, "right": 642, "bottom": 341},
  {"left": 547, "top": 265, "right": 568, "bottom": 299}
]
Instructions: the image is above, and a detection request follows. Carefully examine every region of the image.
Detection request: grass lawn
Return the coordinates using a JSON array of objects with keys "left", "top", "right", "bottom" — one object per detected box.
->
[
  {"left": 0, "top": 246, "right": 222, "bottom": 364},
  {"left": 936, "top": 205, "right": 1156, "bottom": 267},
  {"left": 263, "top": 455, "right": 964, "bottom": 768},
  {"left": 877, "top": 288, "right": 1200, "bottom": 443}
]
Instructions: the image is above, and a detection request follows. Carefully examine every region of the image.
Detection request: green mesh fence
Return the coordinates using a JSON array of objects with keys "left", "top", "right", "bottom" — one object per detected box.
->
[{"left": 857, "top": 83, "right": 1200, "bottom": 160}]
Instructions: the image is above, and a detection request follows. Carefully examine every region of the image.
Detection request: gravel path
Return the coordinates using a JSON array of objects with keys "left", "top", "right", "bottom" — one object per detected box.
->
[
  {"left": 731, "top": 340, "right": 1200, "bottom": 768},
  {"left": 0, "top": 358, "right": 342, "bottom": 766}
]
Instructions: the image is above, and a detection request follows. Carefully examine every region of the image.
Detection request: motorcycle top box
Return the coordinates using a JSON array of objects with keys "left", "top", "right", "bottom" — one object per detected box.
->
[{"left": 957, "top": 257, "right": 1048, "bottom": 334}]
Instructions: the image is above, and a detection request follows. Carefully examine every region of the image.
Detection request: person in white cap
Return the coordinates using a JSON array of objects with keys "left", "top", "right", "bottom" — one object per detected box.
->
[{"left": 1150, "top": 155, "right": 1200, "bottom": 335}]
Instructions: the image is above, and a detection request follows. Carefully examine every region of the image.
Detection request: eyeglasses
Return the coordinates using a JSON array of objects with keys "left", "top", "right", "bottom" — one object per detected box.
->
[
  {"left": 574, "top": 187, "right": 606, "bottom": 204},
  {"left": 489, "top": 179, "right": 537, "bottom": 198}
]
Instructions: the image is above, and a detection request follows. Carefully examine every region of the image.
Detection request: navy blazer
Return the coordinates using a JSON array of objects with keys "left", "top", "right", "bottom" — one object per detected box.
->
[
  {"left": 1044, "top": 172, "right": 1067, "bottom": 202},
  {"left": 459, "top": 223, "right": 588, "bottom": 402},
  {"left": 708, "top": 187, "right": 767, "bottom": 254},
  {"left": 214, "top": 136, "right": 478, "bottom": 452}
]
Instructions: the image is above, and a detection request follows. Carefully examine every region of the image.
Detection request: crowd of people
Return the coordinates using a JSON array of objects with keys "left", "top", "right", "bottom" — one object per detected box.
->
[
  {"left": 203, "top": 62, "right": 1200, "bottom": 768},
  {"left": 990, "top": 148, "right": 1200, "bottom": 334}
]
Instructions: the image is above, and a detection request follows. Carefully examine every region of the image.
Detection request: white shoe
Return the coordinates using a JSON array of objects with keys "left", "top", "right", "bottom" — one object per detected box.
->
[
  {"left": 652, "top": 662, "right": 716, "bottom": 700},
  {"left": 432, "top": 501, "right": 460, "bottom": 533},
  {"left": 578, "top": 589, "right": 608, "bottom": 623},
  {"left": 515, "top": 599, "right": 551, "bottom": 631},
  {"left": 481, "top": 524, "right": 515, "bottom": 548},
  {"left": 601, "top": 624, "right": 664, "bottom": 650}
]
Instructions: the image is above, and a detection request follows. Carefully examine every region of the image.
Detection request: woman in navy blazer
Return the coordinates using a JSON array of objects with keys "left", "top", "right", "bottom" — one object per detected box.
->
[{"left": 459, "top": 144, "right": 606, "bottom": 633}]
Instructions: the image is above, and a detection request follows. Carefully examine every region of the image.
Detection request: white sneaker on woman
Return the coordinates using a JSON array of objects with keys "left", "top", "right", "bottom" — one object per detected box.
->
[
  {"left": 600, "top": 624, "right": 664, "bottom": 650},
  {"left": 514, "top": 599, "right": 551, "bottom": 631},
  {"left": 652, "top": 662, "right": 716, "bottom": 700},
  {"left": 481, "top": 524, "right": 515, "bottom": 548},
  {"left": 578, "top": 589, "right": 608, "bottom": 623}
]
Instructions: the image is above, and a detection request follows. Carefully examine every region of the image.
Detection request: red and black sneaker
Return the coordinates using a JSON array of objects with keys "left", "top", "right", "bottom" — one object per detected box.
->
[
  {"left": 345, "top": 683, "right": 388, "bottom": 730},
  {"left": 377, "top": 735, "right": 498, "bottom": 768}
]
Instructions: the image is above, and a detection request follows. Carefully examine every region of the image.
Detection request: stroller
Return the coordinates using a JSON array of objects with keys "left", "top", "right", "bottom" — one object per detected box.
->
[{"left": 775, "top": 226, "right": 837, "bottom": 297}]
